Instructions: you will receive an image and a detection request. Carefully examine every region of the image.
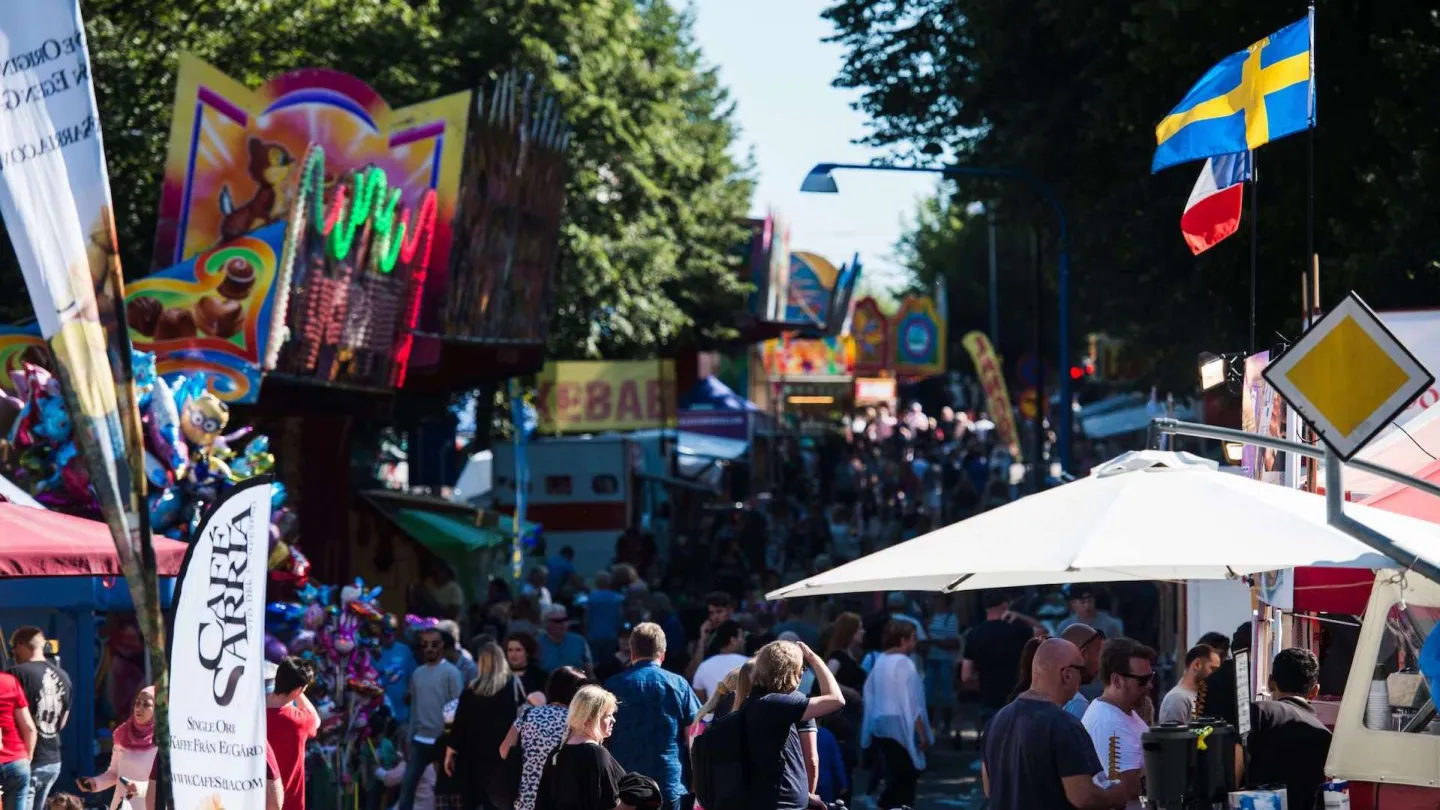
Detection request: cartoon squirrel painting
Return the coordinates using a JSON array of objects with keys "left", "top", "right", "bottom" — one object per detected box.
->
[{"left": 218, "top": 137, "right": 294, "bottom": 243}]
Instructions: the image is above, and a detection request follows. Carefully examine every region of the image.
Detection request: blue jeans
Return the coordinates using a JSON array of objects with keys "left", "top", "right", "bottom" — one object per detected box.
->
[
  {"left": 0, "top": 760, "right": 32, "bottom": 810},
  {"left": 396, "top": 740, "right": 437, "bottom": 810},
  {"left": 28, "top": 763, "right": 59, "bottom": 810}
]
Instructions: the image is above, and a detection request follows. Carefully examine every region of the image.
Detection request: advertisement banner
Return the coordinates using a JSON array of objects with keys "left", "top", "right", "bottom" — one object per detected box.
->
[
  {"left": 678, "top": 410, "right": 749, "bottom": 440},
  {"left": 783, "top": 252, "right": 840, "bottom": 328},
  {"left": 759, "top": 211, "right": 792, "bottom": 323},
  {"left": 893, "top": 296, "right": 946, "bottom": 378},
  {"left": 1241, "top": 352, "right": 1287, "bottom": 483},
  {"left": 854, "top": 377, "right": 897, "bottom": 406},
  {"left": 0, "top": 0, "right": 167, "bottom": 700},
  {"left": 153, "top": 54, "right": 469, "bottom": 275},
  {"left": 762, "top": 336, "right": 855, "bottom": 380},
  {"left": 123, "top": 222, "right": 290, "bottom": 403},
  {"left": 961, "top": 331, "right": 1023, "bottom": 460},
  {"left": 536, "top": 361, "right": 677, "bottom": 433},
  {"left": 851, "top": 297, "right": 889, "bottom": 376},
  {"left": 169, "top": 476, "right": 273, "bottom": 810}
]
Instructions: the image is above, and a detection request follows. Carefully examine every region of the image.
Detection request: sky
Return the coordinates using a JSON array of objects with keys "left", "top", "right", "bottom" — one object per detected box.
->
[{"left": 688, "top": 0, "right": 939, "bottom": 296}]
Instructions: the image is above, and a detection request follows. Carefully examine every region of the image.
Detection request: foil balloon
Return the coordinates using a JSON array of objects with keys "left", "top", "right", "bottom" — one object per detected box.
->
[
  {"left": 146, "top": 375, "right": 186, "bottom": 477},
  {"left": 303, "top": 603, "right": 326, "bottom": 630},
  {"left": 289, "top": 629, "right": 317, "bottom": 653},
  {"left": 264, "top": 634, "right": 288, "bottom": 663},
  {"left": 180, "top": 390, "right": 229, "bottom": 450},
  {"left": 267, "top": 602, "right": 305, "bottom": 629}
]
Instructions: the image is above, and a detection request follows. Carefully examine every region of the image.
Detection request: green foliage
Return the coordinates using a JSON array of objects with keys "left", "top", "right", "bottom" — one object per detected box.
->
[
  {"left": 0, "top": 0, "right": 753, "bottom": 357},
  {"left": 824, "top": 0, "right": 1440, "bottom": 391}
]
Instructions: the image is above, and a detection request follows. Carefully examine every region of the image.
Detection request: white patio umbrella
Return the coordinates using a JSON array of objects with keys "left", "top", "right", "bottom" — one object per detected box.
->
[{"left": 768, "top": 450, "right": 1440, "bottom": 598}]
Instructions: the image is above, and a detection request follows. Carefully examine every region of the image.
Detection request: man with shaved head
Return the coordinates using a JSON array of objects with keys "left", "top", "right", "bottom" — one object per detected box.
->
[
  {"left": 983, "top": 638, "right": 1126, "bottom": 809},
  {"left": 1059, "top": 623, "right": 1105, "bottom": 718}
]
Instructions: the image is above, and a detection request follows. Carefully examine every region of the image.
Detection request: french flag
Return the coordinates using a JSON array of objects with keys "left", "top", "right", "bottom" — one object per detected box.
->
[{"left": 1181, "top": 152, "right": 1251, "bottom": 255}]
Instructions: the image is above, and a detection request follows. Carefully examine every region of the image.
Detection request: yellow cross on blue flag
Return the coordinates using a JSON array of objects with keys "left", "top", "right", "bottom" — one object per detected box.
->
[{"left": 1153, "top": 11, "right": 1315, "bottom": 173}]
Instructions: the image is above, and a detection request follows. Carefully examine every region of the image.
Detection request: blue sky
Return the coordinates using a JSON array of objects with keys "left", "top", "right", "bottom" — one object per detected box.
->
[{"left": 688, "top": 0, "right": 939, "bottom": 296}]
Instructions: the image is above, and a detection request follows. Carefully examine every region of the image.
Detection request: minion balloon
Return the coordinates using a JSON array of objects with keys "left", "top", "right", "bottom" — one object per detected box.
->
[{"left": 181, "top": 390, "right": 229, "bottom": 449}]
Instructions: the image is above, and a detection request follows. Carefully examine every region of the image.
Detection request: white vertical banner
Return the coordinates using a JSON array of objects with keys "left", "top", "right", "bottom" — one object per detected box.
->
[
  {"left": 169, "top": 477, "right": 273, "bottom": 810},
  {"left": 0, "top": 0, "right": 117, "bottom": 339}
]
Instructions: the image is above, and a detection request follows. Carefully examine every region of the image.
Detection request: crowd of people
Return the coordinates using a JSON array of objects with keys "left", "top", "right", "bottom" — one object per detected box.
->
[{"left": 981, "top": 620, "right": 1334, "bottom": 810}]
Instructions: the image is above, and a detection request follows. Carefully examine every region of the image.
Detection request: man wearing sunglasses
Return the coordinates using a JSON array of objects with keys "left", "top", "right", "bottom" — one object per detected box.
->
[
  {"left": 399, "top": 629, "right": 463, "bottom": 810},
  {"left": 982, "top": 638, "right": 1127, "bottom": 810},
  {"left": 1081, "top": 638, "right": 1156, "bottom": 809}
]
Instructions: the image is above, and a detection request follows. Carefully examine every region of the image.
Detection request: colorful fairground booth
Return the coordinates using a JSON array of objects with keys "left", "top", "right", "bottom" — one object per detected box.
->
[{"left": 2, "top": 48, "right": 575, "bottom": 806}]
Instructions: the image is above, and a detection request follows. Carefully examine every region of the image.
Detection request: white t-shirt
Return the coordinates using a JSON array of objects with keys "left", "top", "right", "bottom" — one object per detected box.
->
[
  {"left": 692, "top": 652, "right": 750, "bottom": 699},
  {"left": 1081, "top": 698, "right": 1148, "bottom": 802}
]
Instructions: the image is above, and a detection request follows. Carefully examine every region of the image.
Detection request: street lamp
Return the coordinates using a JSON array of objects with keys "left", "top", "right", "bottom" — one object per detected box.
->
[{"left": 800, "top": 161, "right": 1074, "bottom": 475}]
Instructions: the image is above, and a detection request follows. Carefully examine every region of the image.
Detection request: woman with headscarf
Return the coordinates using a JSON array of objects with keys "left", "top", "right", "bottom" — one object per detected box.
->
[
  {"left": 446, "top": 642, "right": 525, "bottom": 810},
  {"left": 78, "top": 687, "right": 157, "bottom": 810}
]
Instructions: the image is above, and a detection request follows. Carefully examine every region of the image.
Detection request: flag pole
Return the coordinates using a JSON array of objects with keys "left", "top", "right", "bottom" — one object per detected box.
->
[
  {"left": 1249, "top": 149, "right": 1258, "bottom": 354},
  {"left": 1307, "top": 2, "right": 1316, "bottom": 302}
]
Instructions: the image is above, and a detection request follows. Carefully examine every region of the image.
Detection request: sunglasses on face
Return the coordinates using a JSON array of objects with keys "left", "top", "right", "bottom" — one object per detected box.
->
[{"left": 1118, "top": 671, "right": 1154, "bottom": 686}]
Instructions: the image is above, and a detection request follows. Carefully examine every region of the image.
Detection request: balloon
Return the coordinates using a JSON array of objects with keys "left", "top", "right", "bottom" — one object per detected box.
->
[
  {"left": 146, "top": 375, "right": 187, "bottom": 477},
  {"left": 347, "top": 600, "right": 384, "bottom": 623},
  {"left": 264, "top": 634, "right": 288, "bottom": 663},
  {"left": 303, "top": 604, "right": 325, "bottom": 630},
  {"left": 289, "top": 629, "right": 317, "bottom": 653},
  {"left": 267, "top": 602, "right": 305, "bottom": 627}
]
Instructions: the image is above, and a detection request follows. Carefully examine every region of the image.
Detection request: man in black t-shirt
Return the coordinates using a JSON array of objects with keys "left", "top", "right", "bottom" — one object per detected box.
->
[
  {"left": 8, "top": 627, "right": 71, "bottom": 810},
  {"left": 963, "top": 591, "right": 1041, "bottom": 719},
  {"left": 983, "top": 638, "right": 1126, "bottom": 810},
  {"left": 1246, "top": 648, "right": 1332, "bottom": 810}
]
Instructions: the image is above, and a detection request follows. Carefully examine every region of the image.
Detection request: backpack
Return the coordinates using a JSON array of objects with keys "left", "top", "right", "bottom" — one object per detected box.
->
[{"left": 690, "top": 705, "right": 751, "bottom": 810}]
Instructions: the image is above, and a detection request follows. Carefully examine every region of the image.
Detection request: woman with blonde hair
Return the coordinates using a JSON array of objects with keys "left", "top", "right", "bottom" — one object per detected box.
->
[
  {"left": 535, "top": 686, "right": 631, "bottom": 810},
  {"left": 446, "top": 642, "right": 525, "bottom": 809}
]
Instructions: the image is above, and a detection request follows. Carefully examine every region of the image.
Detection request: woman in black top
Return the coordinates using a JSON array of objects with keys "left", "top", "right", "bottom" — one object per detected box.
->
[
  {"left": 823, "top": 612, "right": 868, "bottom": 691},
  {"left": 506, "top": 632, "right": 549, "bottom": 696},
  {"left": 446, "top": 642, "right": 526, "bottom": 810},
  {"left": 536, "top": 685, "right": 627, "bottom": 810}
]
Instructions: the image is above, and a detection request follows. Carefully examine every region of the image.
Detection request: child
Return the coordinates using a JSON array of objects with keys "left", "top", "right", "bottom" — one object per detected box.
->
[{"left": 49, "top": 795, "right": 86, "bottom": 810}]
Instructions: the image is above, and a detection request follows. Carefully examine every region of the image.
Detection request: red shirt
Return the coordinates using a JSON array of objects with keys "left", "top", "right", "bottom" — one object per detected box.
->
[
  {"left": 0, "top": 673, "right": 30, "bottom": 763},
  {"left": 267, "top": 703, "right": 319, "bottom": 810}
]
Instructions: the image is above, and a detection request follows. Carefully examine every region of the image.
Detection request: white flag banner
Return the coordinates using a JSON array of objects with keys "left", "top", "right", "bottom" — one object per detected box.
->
[
  {"left": 0, "top": 0, "right": 117, "bottom": 338},
  {"left": 169, "top": 477, "right": 273, "bottom": 810}
]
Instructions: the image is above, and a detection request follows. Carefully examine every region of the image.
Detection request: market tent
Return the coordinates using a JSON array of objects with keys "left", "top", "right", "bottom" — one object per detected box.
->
[
  {"left": 679, "top": 376, "right": 761, "bottom": 411},
  {"left": 768, "top": 451, "right": 1440, "bottom": 598},
  {"left": 0, "top": 502, "right": 187, "bottom": 578}
]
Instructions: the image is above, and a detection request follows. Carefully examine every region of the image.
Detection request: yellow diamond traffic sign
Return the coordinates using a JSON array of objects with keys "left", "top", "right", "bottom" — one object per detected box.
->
[{"left": 1263, "top": 292, "right": 1434, "bottom": 461}]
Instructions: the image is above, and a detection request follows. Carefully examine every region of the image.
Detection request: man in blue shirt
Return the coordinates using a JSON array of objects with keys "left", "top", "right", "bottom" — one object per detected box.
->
[
  {"left": 538, "top": 605, "right": 593, "bottom": 676},
  {"left": 546, "top": 546, "right": 576, "bottom": 595},
  {"left": 604, "top": 622, "right": 701, "bottom": 810}
]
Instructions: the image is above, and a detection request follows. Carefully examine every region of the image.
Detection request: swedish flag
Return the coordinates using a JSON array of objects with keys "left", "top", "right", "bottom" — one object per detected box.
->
[{"left": 1153, "top": 12, "right": 1315, "bottom": 173}]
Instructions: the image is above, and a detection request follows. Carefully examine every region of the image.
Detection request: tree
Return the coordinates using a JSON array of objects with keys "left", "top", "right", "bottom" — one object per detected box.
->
[
  {"left": 1, "top": 0, "right": 754, "bottom": 360},
  {"left": 824, "top": 0, "right": 1440, "bottom": 391}
]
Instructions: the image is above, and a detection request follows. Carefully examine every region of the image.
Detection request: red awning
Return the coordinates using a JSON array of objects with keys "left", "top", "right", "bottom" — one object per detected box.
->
[
  {"left": 0, "top": 503, "right": 187, "bottom": 578},
  {"left": 1359, "top": 456, "right": 1440, "bottom": 522}
]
